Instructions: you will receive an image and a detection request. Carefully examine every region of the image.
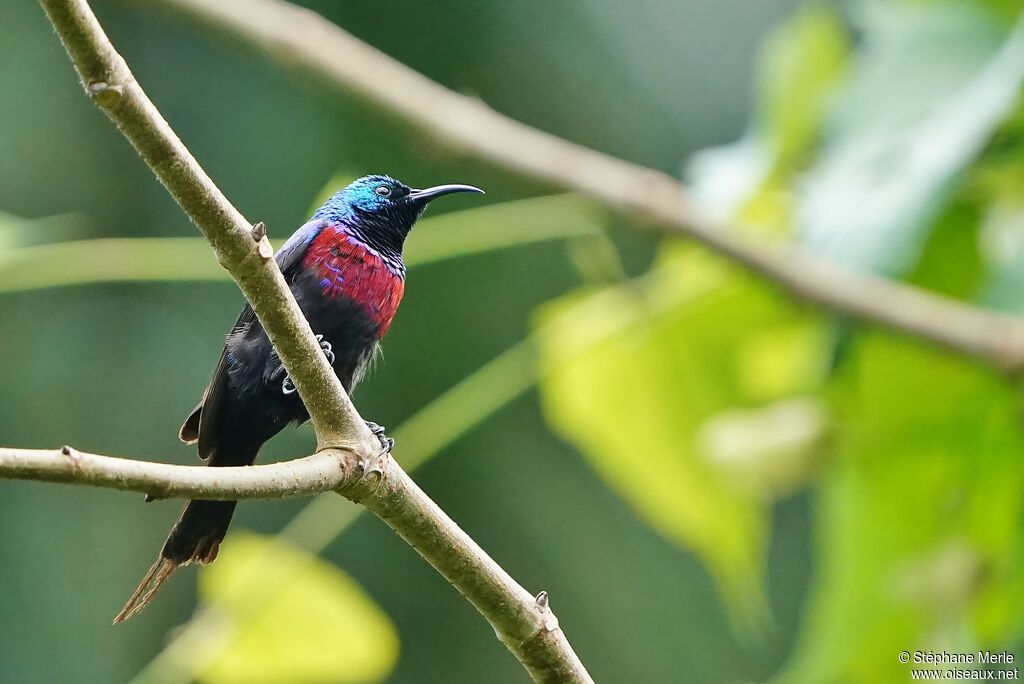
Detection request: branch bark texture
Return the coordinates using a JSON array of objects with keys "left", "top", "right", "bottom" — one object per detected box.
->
[
  {"left": 31, "top": 0, "right": 592, "bottom": 680},
  {"left": 150, "top": 0, "right": 1024, "bottom": 375},
  {"left": 0, "top": 446, "right": 350, "bottom": 500}
]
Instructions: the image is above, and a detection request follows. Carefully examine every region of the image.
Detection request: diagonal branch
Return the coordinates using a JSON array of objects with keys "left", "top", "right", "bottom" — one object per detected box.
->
[
  {"left": 40, "top": 0, "right": 364, "bottom": 452},
  {"left": 31, "top": 0, "right": 592, "bottom": 681},
  {"left": 147, "top": 0, "right": 1024, "bottom": 375}
]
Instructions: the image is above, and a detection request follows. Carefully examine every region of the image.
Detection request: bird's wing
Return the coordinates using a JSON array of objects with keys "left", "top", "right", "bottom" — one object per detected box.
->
[
  {"left": 179, "top": 219, "right": 327, "bottom": 459},
  {"left": 179, "top": 306, "right": 255, "bottom": 459},
  {"left": 276, "top": 218, "right": 327, "bottom": 280}
]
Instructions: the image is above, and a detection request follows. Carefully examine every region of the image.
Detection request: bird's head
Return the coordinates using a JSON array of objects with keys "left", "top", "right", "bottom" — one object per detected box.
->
[{"left": 315, "top": 175, "right": 483, "bottom": 258}]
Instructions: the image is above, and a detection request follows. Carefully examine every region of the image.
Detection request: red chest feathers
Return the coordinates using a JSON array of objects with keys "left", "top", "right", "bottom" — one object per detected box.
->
[{"left": 302, "top": 226, "right": 406, "bottom": 336}]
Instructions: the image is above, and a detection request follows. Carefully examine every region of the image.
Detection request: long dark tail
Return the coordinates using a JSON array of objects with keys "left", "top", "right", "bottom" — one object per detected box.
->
[
  {"left": 114, "top": 421, "right": 264, "bottom": 624},
  {"left": 114, "top": 498, "right": 238, "bottom": 624}
]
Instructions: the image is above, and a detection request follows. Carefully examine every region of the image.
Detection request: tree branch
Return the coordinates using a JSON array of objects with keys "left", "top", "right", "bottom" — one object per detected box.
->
[
  {"left": 0, "top": 446, "right": 352, "bottom": 500},
  {"left": 31, "top": 0, "right": 592, "bottom": 680},
  {"left": 40, "top": 0, "right": 365, "bottom": 452},
  {"left": 147, "top": 0, "right": 1024, "bottom": 375}
]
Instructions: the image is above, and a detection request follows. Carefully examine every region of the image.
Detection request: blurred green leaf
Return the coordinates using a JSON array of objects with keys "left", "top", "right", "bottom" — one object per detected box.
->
[
  {"left": 0, "top": 212, "right": 20, "bottom": 251},
  {"left": 799, "top": 4, "right": 1024, "bottom": 275},
  {"left": 971, "top": 98, "right": 1024, "bottom": 204},
  {"left": 911, "top": 0, "right": 1024, "bottom": 25},
  {"left": 696, "top": 397, "right": 828, "bottom": 500},
  {"left": 688, "top": 3, "right": 849, "bottom": 225},
  {"left": 535, "top": 246, "right": 829, "bottom": 622},
  {"left": 0, "top": 210, "right": 87, "bottom": 249},
  {"left": 974, "top": 101, "right": 1024, "bottom": 312},
  {"left": 980, "top": 199, "right": 1024, "bottom": 311},
  {"left": 195, "top": 533, "right": 398, "bottom": 684},
  {"left": 0, "top": 237, "right": 224, "bottom": 294},
  {"left": 687, "top": 136, "right": 773, "bottom": 224},
  {"left": 758, "top": 3, "right": 849, "bottom": 170},
  {"left": 903, "top": 199, "right": 986, "bottom": 300},
  {"left": 780, "top": 335, "right": 1024, "bottom": 683}
]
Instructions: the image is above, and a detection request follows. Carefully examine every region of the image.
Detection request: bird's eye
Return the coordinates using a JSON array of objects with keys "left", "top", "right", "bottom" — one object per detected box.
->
[{"left": 374, "top": 186, "right": 392, "bottom": 197}]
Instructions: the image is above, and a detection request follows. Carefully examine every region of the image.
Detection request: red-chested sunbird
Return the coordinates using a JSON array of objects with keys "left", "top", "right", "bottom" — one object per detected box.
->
[{"left": 115, "top": 176, "right": 484, "bottom": 623}]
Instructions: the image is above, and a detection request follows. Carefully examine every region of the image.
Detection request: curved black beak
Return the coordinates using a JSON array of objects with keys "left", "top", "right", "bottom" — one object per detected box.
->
[{"left": 408, "top": 184, "right": 485, "bottom": 205}]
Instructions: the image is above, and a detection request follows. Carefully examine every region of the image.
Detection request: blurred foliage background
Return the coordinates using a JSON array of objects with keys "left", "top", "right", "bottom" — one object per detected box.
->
[{"left": 1, "top": 0, "right": 1023, "bottom": 682}]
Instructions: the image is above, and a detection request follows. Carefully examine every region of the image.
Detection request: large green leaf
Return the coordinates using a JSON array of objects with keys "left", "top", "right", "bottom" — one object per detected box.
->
[
  {"left": 535, "top": 247, "right": 829, "bottom": 621},
  {"left": 779, "top": 336, "right": 1024, "bottom": 683},
  {"left": 193, "top": 533, "right": 398, "bottom": 684}
]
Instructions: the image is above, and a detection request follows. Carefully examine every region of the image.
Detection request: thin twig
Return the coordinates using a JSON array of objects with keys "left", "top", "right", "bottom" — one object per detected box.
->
[
  {"left": 30, "top": 0, "right": 592, "bottom": 680},
  {"left": 147, "top": 0, "right": 1024, "bottom": 375}
]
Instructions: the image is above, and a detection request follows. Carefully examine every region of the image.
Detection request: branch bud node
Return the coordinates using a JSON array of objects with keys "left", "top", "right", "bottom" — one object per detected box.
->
[
  {"left": 534, "top": 591, "right": 559, "bottom": 631},
  {"left": 255, "top": 237, "right": 274, "bottom": 261},
  {"left": 60, "top": 445, "right": 82, "bottom": 470},
  {"left": 86, "top": 80, "right": 124, "bottom": 106}
]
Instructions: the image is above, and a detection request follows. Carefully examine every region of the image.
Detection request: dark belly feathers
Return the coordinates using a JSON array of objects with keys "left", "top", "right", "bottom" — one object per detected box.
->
[{"left": 224, "top": 268, "right": 383, "bottom": 430}]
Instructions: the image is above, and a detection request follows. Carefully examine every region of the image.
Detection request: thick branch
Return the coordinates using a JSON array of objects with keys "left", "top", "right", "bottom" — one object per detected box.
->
[
  {"left": 34, "top": 0, "right": 591, "bottom": 680},
  {"left": 149, "top": 0, "right": 1024, "bottom": 375}
]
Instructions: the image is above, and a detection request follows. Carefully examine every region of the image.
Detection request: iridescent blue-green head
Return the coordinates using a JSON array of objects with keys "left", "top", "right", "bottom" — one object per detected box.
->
[{"left": 314, "top": 175, "right": 483, "bottom": 258}]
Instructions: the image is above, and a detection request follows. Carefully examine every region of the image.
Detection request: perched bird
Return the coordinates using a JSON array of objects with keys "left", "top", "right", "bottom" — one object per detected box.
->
[{"left": 114, "top": 175, "right": 483, "bottom": 623}]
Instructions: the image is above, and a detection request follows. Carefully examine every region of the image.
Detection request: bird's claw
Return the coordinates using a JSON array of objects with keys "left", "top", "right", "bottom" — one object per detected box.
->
[
  {"left": 365, "top": 421, "right": 395, "bottom": 455},
  {"left": 282, "top": 334, "right": 336, "bottom": 395},
  {"left": 315, "top": 334, "right": 336, "bottom": 365}
]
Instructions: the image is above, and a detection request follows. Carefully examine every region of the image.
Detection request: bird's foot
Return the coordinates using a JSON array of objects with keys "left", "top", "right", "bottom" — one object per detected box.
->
[
  {"left": 282, "top": 334, "right": 336, "bottom": 395},
  {"left": 365, "top": 421, "right": 395, "bottom": 455},
  {"left": 315, "top": 334, "right": 336, "bottom": 365}
]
